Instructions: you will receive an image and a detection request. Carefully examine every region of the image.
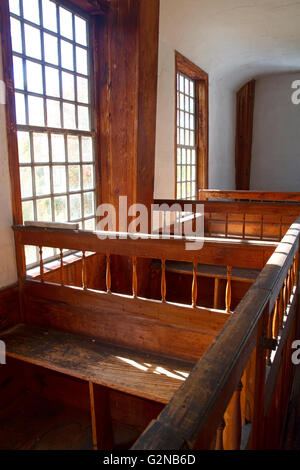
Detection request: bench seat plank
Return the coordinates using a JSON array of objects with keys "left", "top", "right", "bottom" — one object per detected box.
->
[
  {"left": 0, "top": 324, "right": 194, "bottom": 405},
  {"left": 151, "top": 260, "right": 260, "bottom": 282}
]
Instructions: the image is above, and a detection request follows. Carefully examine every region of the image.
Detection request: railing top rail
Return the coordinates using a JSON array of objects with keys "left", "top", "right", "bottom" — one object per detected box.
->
[
  {"left": 197, "top": 190, "right": 300, "bottom": 202},
  {"left": 154, "top": 199, "right": 300, "bottom": 215},
  {"left": 13, "top": 225, "right": 277, "bottom": 269},
  {"left": 132, "top": 215, "right": 300, "bottom": 450}
]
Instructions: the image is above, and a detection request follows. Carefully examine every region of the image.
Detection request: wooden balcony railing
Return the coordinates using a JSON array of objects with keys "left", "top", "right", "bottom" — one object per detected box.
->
[{"left": 132, "top": 215, "right": 300, "bottom": 450}]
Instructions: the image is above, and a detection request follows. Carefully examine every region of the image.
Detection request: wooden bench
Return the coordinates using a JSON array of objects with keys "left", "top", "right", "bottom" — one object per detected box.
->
[{"left": 0, "top": 323, "right": 194, "bottom": 449}]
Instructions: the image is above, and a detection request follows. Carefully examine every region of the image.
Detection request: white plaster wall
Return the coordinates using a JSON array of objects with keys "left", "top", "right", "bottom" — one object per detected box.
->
[
  {"left": 154, "top": 0, "right": 300, "bottom": 198},
  {"left": 0, "top": 34, "right": 17, "bottom": 288},
  {"left": 250, "top": 73, "right": 300, "bottom": 191}
]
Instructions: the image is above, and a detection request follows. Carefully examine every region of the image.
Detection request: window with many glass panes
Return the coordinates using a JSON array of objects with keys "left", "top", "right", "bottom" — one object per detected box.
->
[
  {"left": 9, "top": 0, "right": 96, "bottom": 265},
  {"left": 176, "top": 72, "right": 197, "bottom": 200}
]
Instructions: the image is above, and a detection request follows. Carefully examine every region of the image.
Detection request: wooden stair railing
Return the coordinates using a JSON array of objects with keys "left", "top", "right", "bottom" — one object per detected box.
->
[{"left": 132, "top": 216, "right": 300, "bottom": 450}]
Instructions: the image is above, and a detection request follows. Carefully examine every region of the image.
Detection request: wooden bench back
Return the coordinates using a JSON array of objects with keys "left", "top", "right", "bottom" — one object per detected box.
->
[{"left": 154, "top": 198, "right": 300, "bottom": 240}]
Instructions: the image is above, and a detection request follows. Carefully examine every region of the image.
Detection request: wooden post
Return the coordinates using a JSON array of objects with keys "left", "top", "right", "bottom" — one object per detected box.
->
[
  {"left": 89, "top": 382, "right": 114, "bottom": 450},
  {"left": 161, "top": 258, "right": 166, "bottom": 303},
  {"left": 226, "top": 266, "right": 232, "bottom": 313}
]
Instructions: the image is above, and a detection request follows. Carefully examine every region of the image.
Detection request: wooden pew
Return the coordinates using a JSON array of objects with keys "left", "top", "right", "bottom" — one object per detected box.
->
[
  {"left": 0, "top": 323, "right": 194, "bottom": 449},
  {"left": 0, "top": 224, "right": 283, "bottom": 449}
]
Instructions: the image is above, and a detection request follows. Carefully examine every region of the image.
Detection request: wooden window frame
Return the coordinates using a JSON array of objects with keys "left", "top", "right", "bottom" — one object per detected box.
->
[
  {"left": 175, "top": 51, "right": 209, "bottom": 198},
  {"left": 0, "top": 0, "right": 103, "bottom": 270}
]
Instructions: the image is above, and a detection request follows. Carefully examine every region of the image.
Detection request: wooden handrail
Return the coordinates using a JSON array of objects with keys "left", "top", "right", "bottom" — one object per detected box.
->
[
  {"left": 198, "top": 190, "right": 300, "bottom": 202},
  {"left": 13, "top": 225, "right": 276, "bottom": 270},
  {"left": 154, "top": 199, "right": 300, "bottom": 216},
  {"left": 132, "top": 215, "right": 300, "bottom": 450}
]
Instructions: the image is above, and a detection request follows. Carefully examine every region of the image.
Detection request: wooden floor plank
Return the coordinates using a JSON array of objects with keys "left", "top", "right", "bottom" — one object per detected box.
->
[{"left": 0, "top": 324, "right": 193, "bottom": 405}]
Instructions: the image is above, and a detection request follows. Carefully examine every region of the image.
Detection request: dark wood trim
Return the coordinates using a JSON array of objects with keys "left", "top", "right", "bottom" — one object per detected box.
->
[
  {"left": 53, "top": 0, "right": 109, "bottom": 16},
  {"left": 175, "top": 51, "right": 209, "bottom": 196},
  {"left": 235, "top": 80, "right": 256, "bottom": 190},
  {"left": 0, "top": 0, "right": 26, "bottom": 320},
  {"left": 0, "top": 0, "right": 23, "bottom": 226},
  {"left": 175, "top": 52, "right": 208, "bottom": 81}
]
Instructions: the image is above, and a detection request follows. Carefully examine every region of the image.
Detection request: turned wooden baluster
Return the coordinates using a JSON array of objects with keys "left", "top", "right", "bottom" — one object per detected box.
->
[
  {"left": 82, "top": 250, "right": 87, "bottom": 290},
  {"left": 231, "top": 381, "right": 243, "bottom": 450},
  {"left": 295, "top": 251, "right": 299, "bottom": 286},
  {"left": 132, "top": 256, "right": 137, "bottom": 298},
  {"left": 272, "top": 298, "right": 280, "bottom": 339},
  {"left": 283, "top": 276, "right": 288, "bottom": 314},
  {"left": 192, "top": 261, "right": 198, "bottom": 308},
  {"left": 39, "top": 246, "right": 44, "bottom": 283},
  {"left": 278, "top": 287, "right": 284, "bottom": 330},
  {"left": 226, "top": 266, "right": 232, "bottom": 313},
  {"left": 290, "top": 263, "right": 295, "bottom": 295},
  {"left": 215, "top": 418, "right": 226, "bottom": 450},
  {"left": 106, "top": 254, "right": 111, "bottom": 294},
  {"left": 293, "top": 254, "right": 298, "bottom": 290},
  {"left": 289, "top": 265, "right": 294, "bottom": 299},
  {"left": 266, "top": 310, "right": 273, "bottom": 365},
  {"left": 161, "top": 259, "right": 166, "bottom": 302},
  {"left": 59, "top": 248, "right": 64, "bottom": 286}
]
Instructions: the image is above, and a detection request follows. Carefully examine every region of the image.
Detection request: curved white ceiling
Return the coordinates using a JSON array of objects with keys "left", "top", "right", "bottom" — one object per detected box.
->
[{"left": 160, "top": 0, "right": 300, "bottom": 89}]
